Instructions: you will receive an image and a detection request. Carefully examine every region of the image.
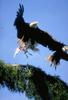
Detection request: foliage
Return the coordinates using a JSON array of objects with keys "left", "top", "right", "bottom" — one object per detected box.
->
[{"left": 0, "top": 60, "right": 68, "bottom": 100}]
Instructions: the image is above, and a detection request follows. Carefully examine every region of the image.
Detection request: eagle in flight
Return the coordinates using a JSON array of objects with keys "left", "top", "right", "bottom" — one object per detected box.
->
[{"left": 14, "top": 4, "right": 68, "bottom": 68}]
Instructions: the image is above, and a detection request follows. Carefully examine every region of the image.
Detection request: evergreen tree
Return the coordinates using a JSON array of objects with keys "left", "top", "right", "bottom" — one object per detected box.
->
[{"left": 0, "top": 60, "right": 68, "bottom": 100}]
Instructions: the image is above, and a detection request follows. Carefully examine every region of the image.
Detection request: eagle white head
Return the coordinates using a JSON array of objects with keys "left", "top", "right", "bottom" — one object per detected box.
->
[{"left": 29, "top": 21, "right": 38, "bottom": 28}]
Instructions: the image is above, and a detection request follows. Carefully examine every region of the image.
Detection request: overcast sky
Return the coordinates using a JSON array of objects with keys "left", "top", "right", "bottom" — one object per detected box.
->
[{"left": 0, "top": 0, "right": 68, "bottom": 100}]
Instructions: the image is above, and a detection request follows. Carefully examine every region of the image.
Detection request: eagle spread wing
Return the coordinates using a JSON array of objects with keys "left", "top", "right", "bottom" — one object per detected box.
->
[{"left": 14, "top": 4, "right": 68, "bottom": 68}]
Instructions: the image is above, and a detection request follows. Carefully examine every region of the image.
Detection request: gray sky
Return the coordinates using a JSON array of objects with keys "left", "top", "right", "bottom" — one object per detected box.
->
[{"left": 0, "top": 0, "right": 68, "bottom": 100}]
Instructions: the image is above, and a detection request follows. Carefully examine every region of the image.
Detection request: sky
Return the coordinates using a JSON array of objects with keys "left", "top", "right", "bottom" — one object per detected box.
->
[{"left": 0, "top": 0, "right": 68, "bottom": 100}]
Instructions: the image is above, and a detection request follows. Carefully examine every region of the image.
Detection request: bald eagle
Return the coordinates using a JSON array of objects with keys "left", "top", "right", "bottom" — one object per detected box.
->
[{"left": 14, "top": 4, "right": 68, "bottom": 68}]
